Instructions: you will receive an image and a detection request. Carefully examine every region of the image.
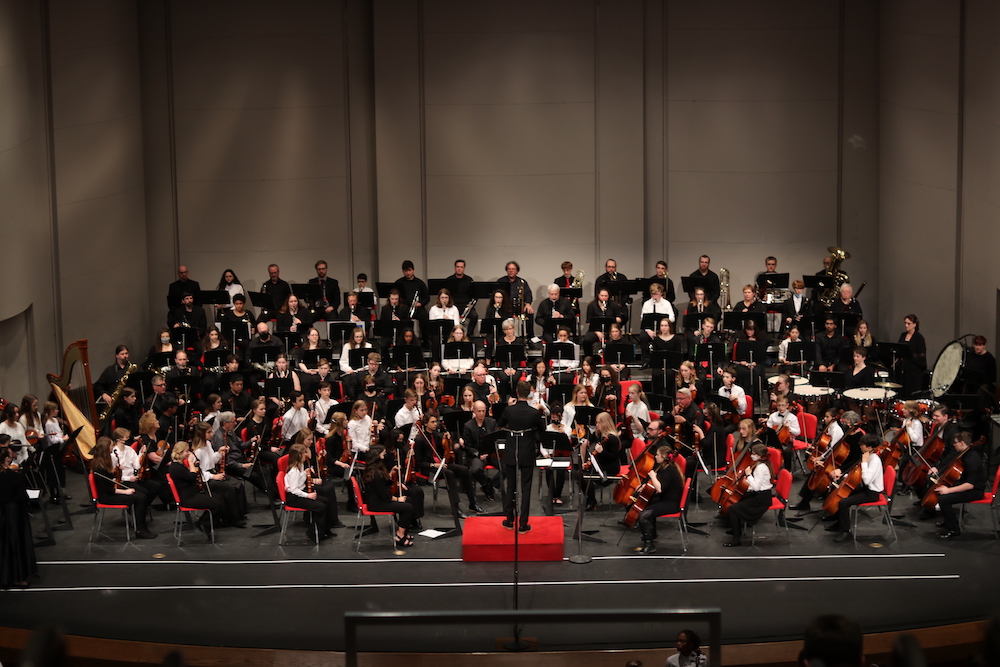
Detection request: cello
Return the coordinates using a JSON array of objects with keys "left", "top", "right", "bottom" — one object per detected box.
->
[
  {"left": 804, "top": 412, "right": 842, "bottom": 473},
  {"left": 919, "top": 437, "right": 985, "bottom": 510},
  {"left": 614, "top": 436, "right": 661, "bottom": 506},
  {"left": 900, "top": 421, "right": 950, "bottom": 488},
  {"left": 709, "top": 433, "right": 755, "bottom": 516}
]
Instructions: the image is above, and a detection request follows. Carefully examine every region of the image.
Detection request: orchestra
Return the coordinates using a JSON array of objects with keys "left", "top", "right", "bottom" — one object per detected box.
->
[{"left": 7, "top": 248, "right": 997, "bottom": 564}]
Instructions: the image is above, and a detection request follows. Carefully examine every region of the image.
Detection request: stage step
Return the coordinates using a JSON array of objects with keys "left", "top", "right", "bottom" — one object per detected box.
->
[{"left": 461, "top": 516, "right": 564, "bottom": 562}]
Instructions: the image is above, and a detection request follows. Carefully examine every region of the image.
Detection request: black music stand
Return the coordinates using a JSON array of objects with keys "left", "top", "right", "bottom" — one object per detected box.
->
[
  {"left": 291, "top": 283, "right": 321, "bottom": 308},
  {"left": 640, "top": 313, "right": 673, "bottom": 332},
  {"left": 831, "top": 313, "right": 861, "bottom": 338},
  {"left": 723, "top": 311, "right": 767, "bottom": 334},
  {"left": 264, "top": 377, "right": 293, "bottom": 404},
  {"left": 373, "top": 320, "right": 410, "bottom": 348},
  {"left": 391, "top": 344, "right": 424, "bottom": 388},
  {"left": 545, "top": 342, "right": 578, "bottom": 370},
  {"left": 356, "top": 291, "right": 376, "bottom": 312},
  {"left": 756, "top": 273, "right": 789, "bottom": 292},
  {"left": 248, "top": 346, "right": 280, "bottom": 369},
  {"left": 147, "top": 351, "right": 174, "bottom": 373},
  {"left": 495, "top": 344, "right": 527, "bottom": 397},
  {"left": 442, "top": 410, "right": 473, "bottom": 438},
  {"left": 222, "top": 321, "right": 252, "bottom": 349},
  {"left": 299, "top": 348, "right": 332, "bottom": 370},
  {"left": 733, "top": 339, "right": 768, "bottom": 404},
  {"left": 541, "top": 315, "right": 576, "bottom": 342},
  {"left": 587, "top": 316, "right": 614, "bottom": 340},
  {"left": 539, "top": 431, "right": 573, "bottom": 515},
  {"left": 443, "top": 341, "right": 475, "bottom": 368},
  {"left": 570, "top": 405, "right": 606, "bottom": 543},
  {"left": 202, "top": 349, "right": 229, "bottom": 372},
  {"left": 374, "top": 282, "right": 396, "bottom": 299},
  {"left": 682, "top": 313, "right": 710, "bottom": 335},
  {"left": 347, "top": 348, "right": 370, "bottom": 372},
  {"left": 606, "top": 279, "right": 639, "bottom": 328},
  {"left": 126, "top": 370, "right": 156, "bottom": 405},
  {"left": 803, "top": 274, "right": 835, "bottom": 301},
  {"left": 808, "top": 370, "right": 845, "bottom": 393},
  {"left": 201, "top": 290, "right": 231, "bottom": 322},
  {"left": 703, "top": 392, "right": 739, "bottom": 421},
  {"left": 443, "top": 375, "right": 469, "bottom": 399},
  {"left": 694, "top": 342, "right": 724, "bottom": 380},
  {"left": 167, "top": 375, "right": 198, "bottom": 402},
  {"left": 427, "top": 318, "right": 455, "bottom": 358},
  {"left": 785, "top": 341, "right": 813, "bottom": 375},
  {"left": 876, "top": 342, "right": 912, "bottom": 385},
  {"left": 645, "top": 393, "right": 674, "bottom": 415},
  {"left": 480, "top": 317, "right": 504, "bottom": 344},
  {"left": 249, "top": 292, "right": 276, "bottom": 319},
  {"left": 681, "top": 275, "right": 712, "bottom": 301},
  {"left": 170, "top": 327, "right": 197, "bottom": 351},
  {"left": 273, "top": 330, "right": 301, "bottom": 354},
  {"left": 604, "top": 343, "right": 635, "bottom": 368},
  {"left": 796, "top": 314, "right": 823, "bottom": 342},
  {"left": 327, "top": 322, "right": 358, "bottom": 350},
  {"left": 547, "top": 383, "right": 574, "bottom": 411}
]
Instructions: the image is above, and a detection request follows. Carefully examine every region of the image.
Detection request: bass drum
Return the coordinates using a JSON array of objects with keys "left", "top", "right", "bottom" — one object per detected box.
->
[{"left": 930, "top": 341, "right": 967, "bottom": 398}]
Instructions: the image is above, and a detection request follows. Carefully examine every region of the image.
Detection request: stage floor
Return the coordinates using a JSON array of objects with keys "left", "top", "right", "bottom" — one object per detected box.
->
[{"left": 2, "top": 469, "right": 998, "bottom": 654}]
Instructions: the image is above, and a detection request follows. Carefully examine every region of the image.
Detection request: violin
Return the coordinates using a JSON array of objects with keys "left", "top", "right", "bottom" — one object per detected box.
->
[
  {"left": 24, "top": 429, "right": 40, "bottom": 446},
  {"left": 268, "top": 416, "right": 284, "bottom": 450},
  {"left": 305, "top": 468, "right": 315, "bottom": 493},
  {"left": 246, "top": 436, "right": 261, "bottom": 466},
  {"left": 189, "top": 454, "right": 206, "bottom": 493},
  {"left": 441, "top": 430, "right": 456, "bottom": 464}
]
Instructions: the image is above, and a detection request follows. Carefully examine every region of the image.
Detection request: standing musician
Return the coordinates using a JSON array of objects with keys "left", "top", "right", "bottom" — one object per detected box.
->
[
  {"left": 260, "top": 264, "right": 292, "bottom": 320},
  {"left": 722, "top": 443, "right": 773, "bottom": 548},
  {"left": 593, "top": 258, "right": 630, "bottom": 315},
  {"left": 965, "top": 335, "right": 997, "bottom": 393},
  {"left": 685, "top": 287, "right": 722, "bottom": 322},
  {"left": 167, "top": 265, "right": 201, "bottom": 310},
  {"left": 394, "top": 260, "right": 430, "bottom": 335},
  {"left": 498, "top": 381, "right": 546, "bottom": 532},
  {"left": 644, "top": 260, "right": 676, "bottom": 304},
  {"left": 897, "top": 314, "right": 927, "bottom": 398},
  {"left": 581, "top": 288, "right": 624, "bottom": 357},
  {"left": 782, "top": 280, "right": 811, "bottom": 332},
  {"left": 790, "top": 407, "right": 844, "bottom": 511},
  {"left": 460, "top": 400, "right": 501, "bottom": 500},
  {"left": 553, "top": 261, "right": 579, "bottom": 317},
  {"left": 687, "top": 255, "right": 721, "bottom": 305},
  {"left": 414, "top": 412, "right": 483, "bottom": 516},
  {"left": 363, "top": 444, "right": 421, "bottom": 548},
  {"left": 826, "top": 433, "right": 883, "bottom": 542},
  {"left": 497, "top": 261, "right": 534, "bottom": 336},
  {"left": 309, "top": 260, "right": 341, "bottom": 320},
  {"left": 284, "top": 438, "right": 339, "bottom": 543},
  {"left": 815, "top": 317, "right": 847, "bottom": 372},
  {"left": 535, "top": 284, "right": 575, "bottom": 343},
  {"left": 95, "top": 345, "right": 132, "bottom": 406},
  {"left": 444, "top": 259, "right": 478, "bottom": 336},
  {"left": 167, "top": 441, "right": 224, "bottom": 535},
  {"left": 634, "top": 445, "right": 684, "bottom": 555},
  {"left": 930, "top": 432, "right": 987, "bottom": 540},
  {"left": 91, "top": 437, "right": 157, "bottom": 539}
]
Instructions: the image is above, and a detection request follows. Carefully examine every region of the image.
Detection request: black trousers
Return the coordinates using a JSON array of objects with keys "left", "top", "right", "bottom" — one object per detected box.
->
[
  {"left": 502, "top": 464, "right": 534, "bottom": 528},
  {"left": 938, "top": 488, "right": 985, "bottom": 532},
  {"left": 836, "top": 487, "right": 881, "bottom": 531}
]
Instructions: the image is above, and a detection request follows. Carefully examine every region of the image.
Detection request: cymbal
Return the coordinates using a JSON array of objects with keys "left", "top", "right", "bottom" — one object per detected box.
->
[
  {"left": 875, "top": 381, "right": 902, "bottom": 389},
  {"left": 827, "top": 246, "right": 851, "bottom": 260}
]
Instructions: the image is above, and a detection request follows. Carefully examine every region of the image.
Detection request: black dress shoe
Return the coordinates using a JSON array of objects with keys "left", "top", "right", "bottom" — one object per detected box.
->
[
  {"left": 937, "top": 530, "right": 960, "bottom": 540},
  {"left": 502, "top": 520, "right": 514, "bottom": 530},
  {"left": 833, "top": 531, "right": 851, "bottom": 542},
  {"left": 468, "top": 504, "right": 484, "bottom": 514},
  {"left": 518, "top": 525, "right": 531, "bottom": 534},
  {"left": 789, "top": 502, "right": 809, "bottom": 511},
  {"left": 330, "top": 521, "right": 346, "bottom": 529},
  {"left": 639, "top": 542, "right": 656, "bottom": 555},
  {"left": 824, "top": 524, "right": 843, "bottom": 532},
  {"left": 722, "top": 541, "right": 741, "bottom": 547},
  {"left": 136, "top": 529, "right": 158, "bottom": 540},
  {"left": 457, "top": 510, "right": 469, "bottom": 519}
]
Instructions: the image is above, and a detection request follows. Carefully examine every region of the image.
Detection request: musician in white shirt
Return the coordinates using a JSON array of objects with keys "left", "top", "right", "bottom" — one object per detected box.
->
[
  {"left": 428, "top": 289, "right": 461, "bottom": 325},
  {"left": 641, "top": 283, "right": 676, "bottom": 326},
  {"left": 717, "top": 366, "right": 747, "bottom": 417},
  {"left": 280, "top": 392, "right": 310, "bottom": 442},
  {"left": 829, "top": 433, "right": 884, "bottom": 541},
  {"left": 763, "top": 396, "right": 800, "bottom": 470},
  {"left": 394, "top": 389, "right": 422, "bottom": 442}
]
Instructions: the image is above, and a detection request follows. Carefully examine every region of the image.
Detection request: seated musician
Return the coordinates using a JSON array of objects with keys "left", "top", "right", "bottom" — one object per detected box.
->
[
  {"left": 222, "top": 294, "right": 256, "bottom": 349},
  {"left": 594, "top": 365, "right": 623, "bottom": 420},
  {"left": 790, "top": 407, "right": 844, "bottom": 511},
  {"left": 497, "top": 261, "right": 534, "bottom": 330},
  {"left": 685, "top": 287, "right": 721, "bottom": 321},
  {"left": 394, "top": 389, "right": 422, "bottom": 441},
  {"left": 276, "top": 294, "right": 312, "bottom": 337},
  {"left": 323, "top": 411, "right": 354, "bottom": 475},
  {"left": 459, "top": 400, "right": 501, "bottom": 500},
  {"left": 191, "top": 422, "right": 246, "bottom": 527},
  {"left": 199, "top": 329, "right": 230, "bottom": 364},
  {"left": 562, "top": 383, "right": 594, "bottom": 435},
  {"left": 355, "top": 353, "right": 393, "bottom": 400},
  {"left": 525, "top": 360, "right": 552, "bottom": 415},
  {"left": 762, "top": 396, "right": 800, "bottom": 469},
  {"left": 672, "top": 388, "right": 706, "bottom": 493},
  {"left": 339, "top": 327, "right": 372, "bottom": 377},
  {"left": 593, "top": 258, "right": 629, "bottom": 316},
  {"left": 624, "top": 383, "right": 651, "bottom": 440},
  {"left": 91, "top": 437, "right": 156, "bottom": 539},
  {"left": 782, "top": 279, "right": 810, "bottom": 332},
  {"left": 379, "top": 289, "right": 411, "bottom": 325},
  {"left": 930, "top": 431, "right": 987, "bottom": 539},
  {"left": 843, "top": 346, "right": 875, "bottom": 390},
  {"left": 167, "top": 265, "right": 201, "bottom": 311},
  {"left": 485, "top": 288, "right": 513, "bottom": 324},
  {"left": 831, "top": 283, "right": 862, "bottom": 319},
  {"left": 490, "top": 319, "right": 527, "bottom": 378},
  {"left": 777, "top": 324, "right": 805, "bottom": 372},
  {"left": 168, "top": 292, "right": 207, "bottom": 340},
  {"left": 221, "top": 374, "right": 252, "bottom": 417},
  {"left": 165, "top": 351, "right": 201, "bottom": 403},
  {"left": 339, "top": 291, "right": 370, "bottom": 329},
  {"left": 604, "top": 323, "right": 631, "bottom": 380},
  {"left": 852, "top": 319, "right": 877, "bottom": 358},
  {"left": 441, "top": 325, "right": 474, "bottom": 374},
  {"left": 247, "top": 322, "right": 282, "bottom": 380},
  {"left": 146, "top": 329, "right": 177, "bottom": 371},
  {"left": 95, "top": 345, "right": 132, "bottom": 406},
  {"left": 578, "top": 411, "right": 621, "bottom": 510},
  {"left": 312, "top": 382, "right": 336, "bottom": 437},
  {"left": 469, "top": 363, "right": 500, "bottom": 406},
  {"left": 347, "top": 399, "right": 380, "bottom": 454},
  {"left": 641, "top": 283, "right": 676, "bottom": 330},
  {"left": 815, "top": 317, "right": 847, "bottom": 372},
  {"left": 768, "top": 374, "right": 795, "bottom": 412},
  {"left": 428, "top": 288, "right": 460, "bottom": 326},
  {"left": 635, "top": 445, "right": 684, "bottom": 555},
  {"left": 111, "top": 387, "right": 141, "bottom": 436},
  {"left": 280, "top": 391, "right": 310, "bottom": 447},
  {"left": 645, "top": 260, "right": 676, "bottom": 304},
  {"left": 267, "top": 354, "right": 301, "bottom": 412},
  {"left": 687, "top": 317, "right": 722, "bottom": 377},
  {"left": 284, "top": 438, "right": 339, "bottom": 543},
  {"left": 535, "top": 284, "right": 575, "bottom": 342},
  {"left": 220, "top": 411, "right": 275, "bottom": 499},
  {"left": 167, "top": 441, "right": 224, "bottom": 536},
  {"left": 722, "top": 442, "right": 773, "bottom": 548},
  {"left": 732, "top": 320, "right": 768, "bottom": 391},
  {"left": 826, "top": 433, "right": 883, "bottom": 542},
  {"left": 363, "top": 445, "right": 420, "bottom": 548},
  {"left": 717, "top": 366, "right": 747, "bottom": 419},
  {"left": 581, "top": 288, "right": 623, "bottom": 357},
  {"left": 542, "top": 405, "right": 569, "bottom": 505},
  {"left": 547, "top": 326, "right": 579, "bottom": 379},
  {"left": 414, "top": 412, "right": 482, "bottom": 516},
  {"left": 900, "top": 400, "right": 925, "bottom": 452},
  {"left": 732, "top": 285, "right": 766, "bottom": 314},
  {"left": 806, "top": 411, "right": 865, "bottom": 517},
  {"left": 647, "top": 318, "right": 683, "bottom": 365},
  {"left": 111, "top": 427, "right": 168, "bottom": 506},
  {"left": 676, "top": 360, "right": 705, "bottom": 404}
]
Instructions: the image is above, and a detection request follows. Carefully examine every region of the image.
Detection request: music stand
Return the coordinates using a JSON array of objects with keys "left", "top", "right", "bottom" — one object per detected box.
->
[
  {"left": 756, "top": 273, "right": 789, "bottom": 291},
  {"left": 442, "top": 410, "right": 473, "bottom": 437},
  {"left": 249, "top": 292, "right": 276, "bottom": 317},
  {"left": 273, "top": 330, "right": 301, "bottom": 354},
  {"left": 734, "top": 339, "right": 768, "bottom": 404},
  {"left": 547, "top": 383, "right": 574, "bottom": 410},
  {"left": 222, "top": 321, "right": 252, "bottom": 348},
  {"left": 248, "top": 346, "right": 280, "bottom": 369},
  {"left": 785, "top": 341, "right": 813, "bottom": 374},
  {"left": 300, "top": 349, "right": 332, "bottom": 369},
  {"left": 808, "top": 370, "right": 845, "bottom": 393},
  {"left": 444, "top": 341, "right": 475, "bottom": 367},
  {"left": 606, "top": 279, "right": 639, "bottom": 328},
  {"left": 202, "top": 349, "right": 228, "bottom": 372},
  {"left": 264, "top": 377, "right": 293, "bottom": 403},
  {"left": 390, "top": 344, "right": 424, "bottom": 388},
  {"left": 681, "top": 275, "right": 712, "bottom": 300},
  {"left": 167, "top": 375, "right": 198, "bottom": 402},
  {"left": 443, "top": 375, "right": 469, "bottom": 399},
  {"left": 640, "top": 313, "right": 673, "bottom": 332},
  {"left": 796, "top": 314, "right": 824, "bottom": 342},
  {"left": 347, "top": 348, "right": 370, "bottom": 372},
  {"left": 375, "top": 282, "right": 396, "bottom": 299},
  {"left": 831, "top": 313, "right": 861, "bottom": 338},
  {"left": 373, "top": 320, "right": 409, "bottom": 348},
  {"left": 723, "top": 311, "right": 767, "bottom": 334},
  {"left": 327, "top": 322, "right": 358, "bottom": 350},
  {"left": 682, "top": 313, "right": 709, "bottom": 335},
  {"left": 201, "top": 290, "right": 231, "bottom": 322},
  {"left": 170, "top": 327, "right": 196, "bottom": 351},
  {"left": 694, "top": 342, "right": 724, "bottom": 379},
  {"left": 480, "top": 317, "right": 504, "bottom": 344},
  {"left": 126, "top": 370, "right": 156, "bottom": 405},
  {"left": 541, "top": 316, "right": 576, "bottom": 342},
  {"left": 587, "top": 316, "right": 614, "bottom": 339},
  {"left": 427, "top": 318, "right": 455, "bottom": 357},
  {"left": 147, "top": 352, "right": 174, "bottom": 373},
  {"left": 356, "top": 291, "right": 376, "bottom": 311},
  {"left": 545, "top": 342, "right": 577, "bottom": 367},
  {"left": 703, "top": 391, "right": 739, "bottom": 421},
  {"left": 646, "top": 393, "right": 674, "bottom": 415},
  {"left": 290, "top": 283, "right": 321, "bottom": 307},
  {"left": 495, "top": 344, "right": 527, "bottom": 370},
  {"left": 604, "top": 343, "right": 635, "bottom": 367}
]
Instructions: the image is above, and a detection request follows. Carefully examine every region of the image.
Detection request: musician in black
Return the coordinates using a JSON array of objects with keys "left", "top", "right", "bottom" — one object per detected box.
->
[
  {"left": 167, "top": 265, "right": 200, "bottom": 310},
  {"left": 581, "top": 288, "right": 624, "bottom": 357},
  {"left": 413, "top": 413, "right": 482, "bottom": 518},
  {"left": 460, "top": 400, "right": 500, "bottom": 500},
  {"left": 394, "top": 260, "right": 430, "bottom": 334},
  {"left": 687, "top": 255, "right": 721, "bottom": 304},
  {"left": 497, "top": 381, "right": 545, "bottom": 532},
  {"left": 444, "top": 259, "right": 477, "bottom": 336},
  {"left": 339, "top": 291, "right": 371, "bottom": 327},
  {"left": 815, "top": 317, "right": 848, "bottom": 372},
  {"left": 534, "top": 284, "right": 574, "bottom": 342},
  {"left": 830, "top": 283, "right": 863, "bottom": 318},
  {"left": 932, "top": 432, "right": 987, "bottom": 539},
  {"left": 167, "top": 292, "right": 207, "bottom": 340},
  {"left": 593, "top": 258, "right": 630, "bottom": 317},
  {"left": 965, "top": 335, "right": 998, "bottom": 394},
  {"left": 497, "top": 261, "right": 533, "bottom": 336},
  {"left": 644, "top": 260, "right": 676, "bottom": 303},
  {"left": 309, "top": 260, "right": 341, "bottom": 320},
  {"left": 220, "top": 411, "right": 275, "bottom": 499},
  {"left": 635, "top": 444, "right": 684, "bottom": 555},
  {"left": 91, "top": 437, "right": 156, "bottom": 539},
  {"left": 221, "top": 294, "right": 257, "bottom": 349},
  {"left": 672, "top": 387, "right": 706, "bottom": 493},
  {"left": 95, "top": 345, "right": 132, "bottom": 405},
  {"left": 782, "top": 280, "right": 811, "bottom": 332},
  {"left": 260, "top": 264, "right": 292, "bottom": 319}
]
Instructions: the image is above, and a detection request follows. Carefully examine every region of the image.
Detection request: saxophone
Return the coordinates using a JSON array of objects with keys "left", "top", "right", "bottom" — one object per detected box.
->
[
  {"left": 719, "top": 268, "right": 732, "bottom": 312},
  {"left": 99, "top": 364, "right": 138, "bottom": 422}
]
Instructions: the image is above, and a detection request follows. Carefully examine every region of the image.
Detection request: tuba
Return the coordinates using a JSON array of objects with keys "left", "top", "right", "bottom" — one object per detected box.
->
[
  {"left": 719, "top": 268, "right": 732, "bottom": 312},
  {"left": 819, "top": 246, "right": 850, "bottom": 309}
]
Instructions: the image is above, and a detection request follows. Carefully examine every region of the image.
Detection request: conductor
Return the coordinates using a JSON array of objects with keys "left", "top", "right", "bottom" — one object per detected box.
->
[{"left": 498, "top": 380, "right": 545, "bottom": 533}]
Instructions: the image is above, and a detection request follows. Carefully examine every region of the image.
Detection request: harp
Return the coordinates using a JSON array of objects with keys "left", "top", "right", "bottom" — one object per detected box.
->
[{"left": 47, "top": 339, "right": 98, "bottom": 460}]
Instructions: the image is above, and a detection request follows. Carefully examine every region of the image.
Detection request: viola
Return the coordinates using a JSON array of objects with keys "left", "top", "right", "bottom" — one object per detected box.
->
[
  {"left": 442, "top": 430, "right": 456, "bottom": 464},
  {"left": 315, "top": 437, "right": 327, "bottom": 479},
  {"left": 305, "top": 468, "right": 315, "bottom": 493}
]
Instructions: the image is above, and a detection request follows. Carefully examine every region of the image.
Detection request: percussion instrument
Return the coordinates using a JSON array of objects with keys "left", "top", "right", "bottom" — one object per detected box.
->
[
  {"left": 930, "top": 340, "right": 966, "bottom": 398},
  {"left": 769, "top": 375, "right": 808, "bottom": 388},
  {"left": 843, "top": 386, "right": 895, "bottom": 407},
  {"left": 794, "top": 384, "right": 834, "bottom": 412},
  {"left": 891, "top": 398, "right": 935, "bottom": 420}
]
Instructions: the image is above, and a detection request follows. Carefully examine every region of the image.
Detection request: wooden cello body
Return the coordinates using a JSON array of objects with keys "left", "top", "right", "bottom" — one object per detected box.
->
[{"left": 900, "top": 426, "right": 948, "bottom": 488}]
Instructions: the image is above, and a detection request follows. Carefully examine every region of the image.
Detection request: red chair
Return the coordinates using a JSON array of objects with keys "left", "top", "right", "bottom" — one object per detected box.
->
[
  {"left": 618, "top": 380, "right": 641, "bottom": 416},
  {"left": 791, "top": 411, "right": 819, "bottom": 474},
  {"left": 749, "top": 468, "right": 793, "bottom": 546},
  {"left": 275, "top": 469, "right": 319, "bottom": 546},
  {"left": 741, "top": 396, "right": 754, "bottom": 420},
  {"left": 350, "top": 477, "right": 398, "bottom": 552},
  {"left": 960, "top": 465, "right": 1000, "bottom": 538},
  {"left": 649, "top": 411, "right": 661, "bottom": 422},
  {"left": 766, "top": 446, "right": 782, "bottom": 475},
  {"left": 88, "top": 472, "right": 136, "bottom": 543},
  {"left": 849, "top": 466, "right": 898, "bottom": 544},
  {"left": 277, "top": 453, "right": 289, "bottom": 474},
  {"left": 649, "top": 478, "right": 691, "bottom": 553},
  {"left": 166, "top": 473, "right": 214, "bottom": 545}
]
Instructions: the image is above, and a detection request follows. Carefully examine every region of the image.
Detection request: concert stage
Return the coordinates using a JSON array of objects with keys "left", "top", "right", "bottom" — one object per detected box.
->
[{"left": 1, "top": 470, "right": 998, "bottom": 662}]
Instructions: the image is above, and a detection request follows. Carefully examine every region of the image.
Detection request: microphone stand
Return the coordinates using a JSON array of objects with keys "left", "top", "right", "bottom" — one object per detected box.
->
[{"left": 503, "top": 427, "right": 530, "bottom": 651}]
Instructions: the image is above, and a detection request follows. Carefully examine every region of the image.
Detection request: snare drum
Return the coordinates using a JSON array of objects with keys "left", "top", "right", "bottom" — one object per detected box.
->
[
  {"left": 794, "top": 384, "right": 834, "bottom": 413},
  {"left": 843, "top": 387, "right": 896, "bottom": 407}
]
